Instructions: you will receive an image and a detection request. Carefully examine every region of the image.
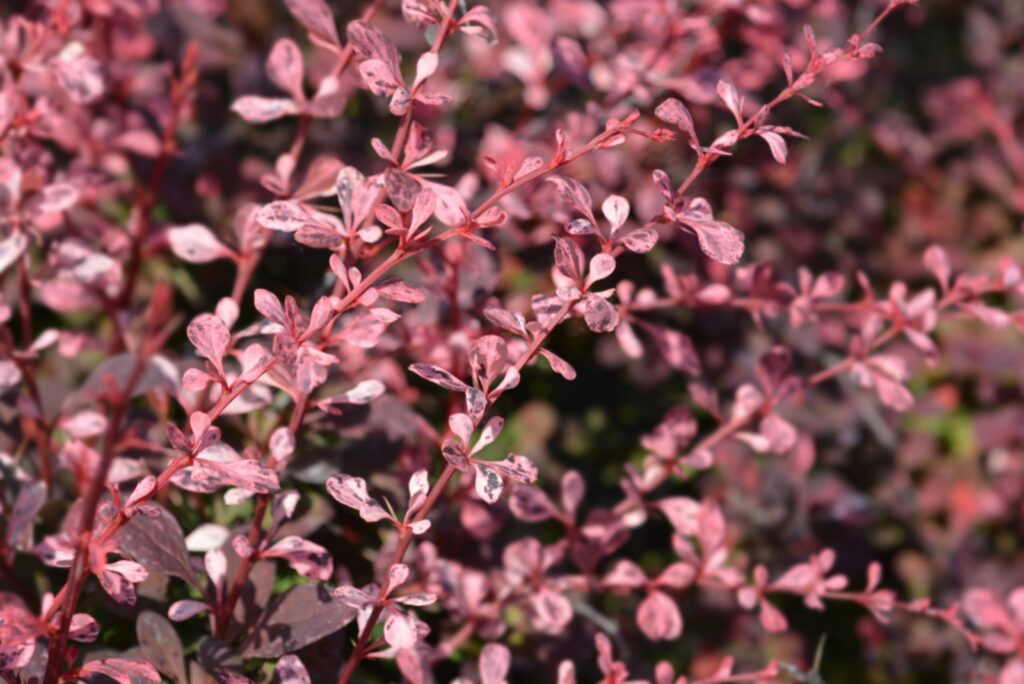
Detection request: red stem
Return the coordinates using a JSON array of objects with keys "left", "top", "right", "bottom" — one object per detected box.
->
[{"left": 336, "top": 300, "right": 575, "bottom": 682}]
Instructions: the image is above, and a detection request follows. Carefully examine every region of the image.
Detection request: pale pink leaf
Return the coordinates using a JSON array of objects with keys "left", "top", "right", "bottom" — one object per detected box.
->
[
  {"left": 377, "top": 280, "right": 426, "bottom": 303},
  {"left": 37, "top": 183, "right": 79, "bottom": 213},
  {"left": 263, "top": 536, "right": 333, "bottom": 581},
  {"left": 480, "top": 643, "right": 511, "bottom": 684},
  {"left": 490, "top": 453, "right": 538, "bottom": 484},
  {"left": 326, "top": 474, "right": 390, "bottom": 522},
  {"left": 602, "top": 559, "right": 647, "bottom": 590},
  {"left": 413, "top": 52, "right": 438, "bottom": 89},
  {"left": 716, "top": 79, "right": 743, "bottom": 123},
  {"left": 409, "top": 363, "right": 469, "bottom": 392},
  {"left": 276, "top": 654, "right": 312, "bottom": 684},
  {"left": 547, "top": 176, "right": 595, "bottom": 224},
  {"left": 619, "top": 227, "right": 658, "bottom": 253},
  {"left": 539, "top": 348, "right": 577, "bottom": 381},
  {"left": 0, "top": 232, "right": 28, "bottom": 276},
  {"left": 655, "top": 98, "right": 698, "bottom": 146},
  {"left": 553, "top": 237, "right": 586, "bottom": 282},
  {"left": 601, "top": 195, "right": 629, "bottom": 232},
  {"left": 268, "top": 38, "right": 305, "bottom": 100},
  {"left": 582, "top": 294, "right": 620, "bottom": 333},
  {"left": 551, "top": 37, "right": 590, "bottom": 90},
  {"left": 197, "top": 458, "right": 280, "bottom": 494},
  {"left": 587, "top": 254, "right": 616, "bottom": 285},
  {"left": 256, "top": 200, "right": 312, "bottom": 232},
  {"left": 682, "top": 217, "right": 744, "bottom": 265},
  {"left": 474, "top": 464, "right": 504, "bottom": 504},
  {"left": 77, "top": 658, "right": 160, "bottom": 684},
  {"left": 923, "top": 245, "right": 951, "bottom": 291},
  {"left": 232, "top": 96, "right": 299, "bottom": 123},
  {"left": 383, "top": 611, "right": 419, "bottom": 650},
  {"left": 186, "top": 313, "right": 230, "bottom": 375},
  {"left": 637, "top": 590, "right": 683, "bottom": 641},
  {"left": 757, "top": 130, "right": 789, "bottom": 163},
  {"left": 254, "top": 288, "right": 286, "bottom": 325},
  {"left": 68, "top": 613, "right": 99, "bottom": 643},
  {"left": 167, "top": 224, "right": 233, "bottom": 263},
  {"left": 284, "top": 0, "right": 341, "bottom": 48},
  {"left": 458, "top": 6, "right": 498, "bottom": 44}
]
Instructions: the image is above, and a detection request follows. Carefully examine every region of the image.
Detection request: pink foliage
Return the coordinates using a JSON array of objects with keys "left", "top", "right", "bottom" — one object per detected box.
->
[{"left": 1, "top": 0, "right": 1023, "bottom": 682}]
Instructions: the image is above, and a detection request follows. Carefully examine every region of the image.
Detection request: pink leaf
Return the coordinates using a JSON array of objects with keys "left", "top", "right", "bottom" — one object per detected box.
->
[
  {"left": 757, "top": 130, "right": 789, "bottom": 163},
  {"left": 601, "top": 195, "right": 629, "bottom": 232},
  {"left": 77, "top": 658, "right": 161, "bottom": 684},
  {"left": 268, "top": 427, "right": 296, "bottom": 462},
  {"left": 383, "top": 610, "right": 419, "bottom": 650},
  {"left": 560, "top": 470, "right": 585, "bottom": 516},
  {"left": 0, "top": 231, "right": 29, "bottom": 276},
  {"left": 413, "top": 52, "right": 438, "bottom": 89},
  {"left": 197, "top": 458, "right": 280, "bottom": 494},
  {"left": 410, "top": 189, "right": 436, "bottom": 235},
  {"left": 552, "top": 37, "right": 590, "bottom": 90},
  {"left": 256, "top": 200, "right": 312, "bottom": 232},
  {"left": 407, "top": 469, "right": 430, "bottom": 514},
  {"left": 509, "top": 486, "right": 557, "bottom": 522},
  {"left": 923, "top": 244, "right": 951, "bottom": 291},
  {"left": 547, "top": 176, "right": 596, "bottom": 225},
  {"left": 480, "top": 643, "right": 511, "bottom": 684},
  {"left": 37, "top": 183, "right": 79, "bottom": 213},
  {"left": 53, "top": 47, "right": 104, "bottom": 104},
  {"left": 759, "top": 413, "right": 797, "bottom": 454},
  {"left": 474, "top": 464, "right": 505, "bottom": 504},
  {"left": 284, "top": 0, "right": 341, "bottom": 48},
  {"left": 409, "top": 363, "right": 470, "bottom": 392},
  {"left": 872, "top": 372, "right": 915, "bottom": 412},
  {"left": 484, "top": 307, "right": 529, "bottom": 337},
  {"left": 431, "top": 183, "right": 469, "bottom": 226},
  {"left": 657, "top": 496, "right": 701, "bottom": 535},
  {"left": 123, "top": 476, "right": 156, "bottom": 514},
  {"left": 655, "top": 562, "right": 696, "bottom": 590},
  {"left": 529, "top": 588, "right": 573, "bottom": 634},
  {"left": 232, "top": 96, "right": 299, "bottom": 123},
  {"left": 539, "top": 348, "right": 577, "bottom": 381},
  {"left": 359, "top": 59, "right": 404, "bottom": 98},
  {"left": 458, "top": 6, "right": 498, "bottom": 44},
  {"left": 490, "top": 453, "right": 538, "bottom": 485},
  {"left": 587, "top": 254, "right": 616, "bottom": 285},
  {"left": 759, "top": 599, "right": 788, "bottom": 632},
  {"left": 326, "top": 473, "right": 390, "bottom": 522},
  {"left": 602, "top": 559, "right": 647, "bottom": 590},
  {"left": 637, "top": 590, "right": 683, "bottom": 641},
  {"left": 276, "top": 654, "right": 312, "bottom": 684},
  {"left": 655, "top": 98, "right": 699, "bottom": 147},
  {"left": 98, "top": 561, "right": 148, "bottom": 605},
  {"left": 442, "top": 439, "right": 471, "bottom": 472},
  {"left": 254, "top": 288, "right": 286, "bottom": 325},
  {"left": 336, "top": 379, "right": 386, "bottom": 404},
  {"left": 347, "top": 20, "right": 402, "bottom": 69},
  {"left": 68, "top": 613, "right": 99, "bottom": 643},
  {"left": 679, "top": 214, "right": 744, "bottom": 265},
  {"left": 647, "top": 325, "right": 700, "bottom": 375},
  {"left": 186, "top": 313, "right": 230, "bottom": 376},
  {"left": 268, "top": 38, "right": 305, "bottom": 101},
  {"left": 619, "top": 228, "right": 658, "bottom": 253},
  {"left": 716, "top": 79, "right": 743, "bottom": 124},
  {"left": 566, "top": 218, "right": 596, "bottom": 236},
  {"left": 167, "top": 224, "right": 234, "bottom": 264},
  {"left": 263, "top": 536, "right": 333, "bottom": 581},
  {"left": 377, "top": 280, "right": 426, "bottom": 303},
  {"left": 582, "top": 294, "right": 620, "bottom": 333},
  {"left": 553, "top": 237, "right": 586, "bottom": 282}
]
